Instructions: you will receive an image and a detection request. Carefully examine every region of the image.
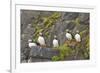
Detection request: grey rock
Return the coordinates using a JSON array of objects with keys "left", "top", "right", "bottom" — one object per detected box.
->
[
  {"left": 29, "top": 46, "right": 59, "bottom": 59},
  {"left": 63, "top": 12, "right": 79, "bottom": 20}
]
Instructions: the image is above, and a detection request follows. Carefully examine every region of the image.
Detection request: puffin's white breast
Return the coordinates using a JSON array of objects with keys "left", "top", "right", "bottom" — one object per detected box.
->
[
  {"left": 37, "top": 36, "right": 45, "bottom": 45},
  {"left": 66, "top": 33, "right": 72, "bottom": 40},
  {"left": 28, "top": 43, "right": 37, "bottom": 48},
  {"left": 53, "top": 39, "right": 59, "bottom": 47},
  {"left": 75, "top": 34, "right": 81, "bottom": 42}
]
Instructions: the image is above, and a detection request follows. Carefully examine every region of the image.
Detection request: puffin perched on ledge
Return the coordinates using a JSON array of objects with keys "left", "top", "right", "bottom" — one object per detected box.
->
[
  {"left": 65, "top": 29, "right": 72, "bottom": 41},
  {"left": 28, "top": 39, "right": 37, "bottom": 48},
  {"left": 74, "top": 30, "right": 81, "bottom": 42},
  {"left": 53, "top": 35, "right": 59, "bottom": 48},
  {"left": 37, "top": 32, "right": 46, "bottom": 47}
]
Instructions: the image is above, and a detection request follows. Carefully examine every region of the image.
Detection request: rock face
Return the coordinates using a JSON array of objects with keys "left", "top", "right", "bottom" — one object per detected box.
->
[
  {"left": 29, "top": 46, "right": 59, "bottom": 62},
  {"left": 21, "top": 10, "right": 90, "bottom": 63}
]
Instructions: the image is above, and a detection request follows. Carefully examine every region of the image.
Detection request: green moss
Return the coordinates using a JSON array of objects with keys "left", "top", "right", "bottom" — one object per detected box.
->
[
  {"left": 84, "top": 35, "right": 90, "bottom": 59},
  {"left": 52, "top": 56, "right": 60, "bottom": 61},
  {"left": 42, "top": 12, "right": 61, "bottom": 29},
  {"left": 60, "top": 44, "right": 72, "bottom": 59},
  {"left": 52, "top": 44, "right": 72, "bottom": 61},
  {"left": 86, "top": 35, "right": 89, "bottom": 48},
  {"left": 80, "top": 30, "right": 87, "bottom": 36},
  {"left": 79, "top": 30, "right": 90, "bottom": 59},
  {"left": 75, "top": 18, "right": 80, "bottom": 25},
  {"left": 32, "top": 12, "right": 61, "bottom": 44}
]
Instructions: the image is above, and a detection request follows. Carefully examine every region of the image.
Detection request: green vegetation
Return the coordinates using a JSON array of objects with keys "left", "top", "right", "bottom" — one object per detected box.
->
[
  {"left": 84, "top": 35, "right": 90, "bottom": 59},
  {"left": 32, "top": 12, "right": 61, "bottom": 43},
  {"left": 52, "top": 56, "right": 60, "bottom": 61},
  {"left": 79, "top": 30, "right": 90, "bottom": 59},
  {"left": 52, "top": 44, "right": 72, "bottom": 61},
  {"left": 80, "top": 30, "right": 87, "bottom": 36}
]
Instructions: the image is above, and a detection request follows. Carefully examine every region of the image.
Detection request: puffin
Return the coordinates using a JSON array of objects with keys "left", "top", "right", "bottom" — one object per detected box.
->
[
  {"left": 37, "top": 32, "right": 46, "bottom": 47},
  {"left": 65, "top": 29, "right": 72, "bottom": 41},
  {"left": 74, "top": 30, "right": 81, "bottom": 42},
  {"left": 28, "top": 39, "right": 37, "bottom": 48},
  {"left": 53, "top": 35, "right": 59, "bottom": 48}
]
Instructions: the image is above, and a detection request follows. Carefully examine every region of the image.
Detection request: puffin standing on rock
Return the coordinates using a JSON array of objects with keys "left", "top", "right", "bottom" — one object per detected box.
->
[
  {"left": 28, "top": 39, "right": 37, "bottom": 63},
  {"left": 28, "top": 39, "right": 37, "bottom": 48},
  {"left": 53, "top": 35, "right": 59, "bottom": 48},
  {"left": 65, "top": 29, "right": 72, "bottom": 41},
  {"left": 37, "top": 32, "right": 46, "bottom": 47},
  {"left": 74, "top": 30, "right": 81, "bottom": 42}
]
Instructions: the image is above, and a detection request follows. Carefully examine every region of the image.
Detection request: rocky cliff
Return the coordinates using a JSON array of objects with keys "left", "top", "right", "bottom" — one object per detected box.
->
[{"left": 21, "top": 10, "right": 90, "bottom": 63}]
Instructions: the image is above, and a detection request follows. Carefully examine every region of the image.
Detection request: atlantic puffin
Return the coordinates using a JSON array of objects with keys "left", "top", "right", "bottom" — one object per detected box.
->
[
  {"left": 74, "top": 30, "right": 81, "bottom": 42},
  {"left": 65, "top": 29, "right": 72, "bottom": 41},
  {"left": 37, "top": 32, "right": 46, "bottom": 47},
  {"left": 53, "top": 35, "right": 59, "bottom": 48},
  {"left": 28, "top": 39, "right": 37, "bottom": 48}
]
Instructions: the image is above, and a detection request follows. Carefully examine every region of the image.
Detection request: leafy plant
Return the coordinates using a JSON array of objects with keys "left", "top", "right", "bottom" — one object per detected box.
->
[
  {"left": 52, "top": 56, "right": 60, "bottom": 61},
  {"left": 52, "top": 44, "right": 72, "bottom": 61}
]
